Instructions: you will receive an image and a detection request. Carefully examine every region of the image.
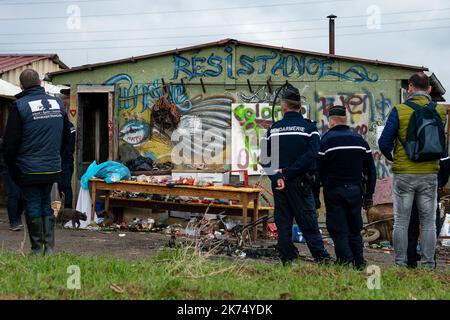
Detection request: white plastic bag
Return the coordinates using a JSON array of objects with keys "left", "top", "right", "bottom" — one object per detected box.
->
[{"left": 440, "top": 213, "right": 450, "bottom": 247}]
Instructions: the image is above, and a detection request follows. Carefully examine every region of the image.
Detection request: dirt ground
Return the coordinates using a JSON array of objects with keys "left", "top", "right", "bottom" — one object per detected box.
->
[{"left": 1, "top": 211, "right": 449, "bottom": 269}]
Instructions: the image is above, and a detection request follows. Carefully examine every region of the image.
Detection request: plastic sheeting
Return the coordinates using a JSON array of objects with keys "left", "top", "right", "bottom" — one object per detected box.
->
[{"left": 80, "top": 161, "right": 131, "bottom": 190}]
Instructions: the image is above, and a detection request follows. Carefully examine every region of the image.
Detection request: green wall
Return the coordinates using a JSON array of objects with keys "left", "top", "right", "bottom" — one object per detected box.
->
[{"left": 52, "top": 43, "right": 418, "bottom": 190}]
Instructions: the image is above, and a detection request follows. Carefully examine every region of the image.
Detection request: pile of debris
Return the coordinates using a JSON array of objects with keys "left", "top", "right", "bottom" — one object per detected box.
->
[
  {"left": 125, "top": 156, "right": 174, "bottom": 172},
  {"left": 110, "top": 190, "right": 240, "bottom": 205}
]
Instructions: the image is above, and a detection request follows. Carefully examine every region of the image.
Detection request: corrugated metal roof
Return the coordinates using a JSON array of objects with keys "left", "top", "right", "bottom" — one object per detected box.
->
[
  {"left": 47, "top": 38, "right": 428, "bottom": 79},
  {"left": 0, "top": 54, "right": 68, "bottom": 74}
]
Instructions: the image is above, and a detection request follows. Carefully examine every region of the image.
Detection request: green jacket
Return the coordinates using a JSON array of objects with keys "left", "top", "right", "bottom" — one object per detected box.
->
[{"left": 392, "top": 95, "right": 447, "bottom": 174}]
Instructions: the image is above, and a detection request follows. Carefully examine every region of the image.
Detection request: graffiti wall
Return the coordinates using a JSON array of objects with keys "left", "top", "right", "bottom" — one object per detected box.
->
[
  {"left": 231, "top": 103, "right": 281, "bottom": 175},
  {"left": 53, "top": 44, "right": 404, "bottom": 177},
  {"left": 231, "top": 83, "right": 313, "bottom": 175},
  {"left": 105, "top": 70, "right": 395, "bottom": 177},
  {"left": 104, "top": 73, "right": 235, "bottom": 165},
  {"left": 171, "top": 46, "right": 379, "bottom": 83},
  {"left": 314, "top": 88, "right": 394, "bottom": 179}
]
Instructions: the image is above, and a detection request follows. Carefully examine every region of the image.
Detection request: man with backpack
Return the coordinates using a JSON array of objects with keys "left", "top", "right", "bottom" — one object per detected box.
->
[{"left": 378, "top": 72, "right": 447, "bottom": 268}]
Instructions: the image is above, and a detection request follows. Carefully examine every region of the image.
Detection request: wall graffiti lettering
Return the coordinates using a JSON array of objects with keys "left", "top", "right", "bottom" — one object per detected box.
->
[
  {"left": 315, "top": 89, "right": 392, "bottom": 137},
  {"left": 172, "top": 49, "right": 379, "bottom": 82},
  {"left": 105, "top": 73, "right": 192, "bottom": 113},
  {"left": 315, "top": 90, "right": 394, "bottom": 178},
  {"left": 231, "top": 103, "right": 282, "bottom": 174}
]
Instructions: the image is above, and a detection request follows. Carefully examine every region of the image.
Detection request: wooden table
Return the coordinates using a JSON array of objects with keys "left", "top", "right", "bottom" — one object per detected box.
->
[{"left": 89, "top": 178, "right": 263, "bottom": 239}]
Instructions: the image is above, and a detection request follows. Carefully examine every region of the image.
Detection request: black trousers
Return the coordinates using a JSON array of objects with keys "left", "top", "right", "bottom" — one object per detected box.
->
[
  {"left": 273, "top": 180, "right": 329, "bottom": 262},
  {"left": 407, "top": 199, "right": 440, "bottom": 268},
  {"left": 59, "top": 167, "right": 74, "bottom": 208},
  {"left": 324, "top": 184, "right": 365, "bottom": 268}
]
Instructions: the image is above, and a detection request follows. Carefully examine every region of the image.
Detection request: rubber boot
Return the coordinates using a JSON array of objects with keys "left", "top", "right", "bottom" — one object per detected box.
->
[
  {"left": 26, "top": 216, "right": 44, "bottom": 256},
  {"left": 43, "top": 215, "right": 56, "bottom": 255}
]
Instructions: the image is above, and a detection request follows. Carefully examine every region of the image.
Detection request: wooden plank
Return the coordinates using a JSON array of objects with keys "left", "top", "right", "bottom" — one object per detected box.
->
[
  {"left": 90, "top": 179, "right": 264, "bottom": 239},
  {"left": 108, "top": 197, "right": 271, "bottom": 217},
  {"left": 105, "top": 196, "right": 273, "bottom": 211},
  {"left": 90, "top": 178, "right": 262, "bottom": 193},
  {"left": 77, "top": 85, "right": 114, "bottom": 93}
]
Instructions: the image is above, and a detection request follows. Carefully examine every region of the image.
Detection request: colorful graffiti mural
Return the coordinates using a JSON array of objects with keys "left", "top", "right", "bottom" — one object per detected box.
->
[
  {"left": 172, "top": 49, "right": 379, "bottom": 82},
  {"left": 231, "top": 103, "right": 282, "bottom": 174},
  {"left": 105, "top": 72, "right": 235, "bottom": 164},
  {"left": 315, "top": 90, "right": 394, "bottom": 178},
  {"left": 172, "top": 95, "right": 234, "bottom": 166},
  {"left": 105, "top": 74, "right": 192, "bottom": 113},
  {"left": 315, "top": 89, "right": 392, "bottom": 136},
  {"left": 104, "top": 68, "right": 392, "bottom": 176}
]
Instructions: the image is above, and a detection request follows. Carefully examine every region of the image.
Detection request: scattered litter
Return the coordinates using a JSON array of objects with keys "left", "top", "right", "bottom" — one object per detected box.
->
[
  {"left": 234, "top": 250, "right": 246, "bottom": 259},
  {"left": 440, "top": 214, "right": 450, "bottom": 246},
  {"left": 292, "top": 225, "right": 306, "bottom": 243},
  {"left": 118, "top": 233, "right": 126, "bottom": 237},
  {"left": 379, "top": 240, "right": 391, "bottom": 248},
  {"left": 85, "top": 225, "right": 101, "bottom": 231},
  {"left": 110, "top": 284, "right": 124, "bottom": 294},
  {"left": 267, "top": 223, "right": 277, "bottom": 239}
]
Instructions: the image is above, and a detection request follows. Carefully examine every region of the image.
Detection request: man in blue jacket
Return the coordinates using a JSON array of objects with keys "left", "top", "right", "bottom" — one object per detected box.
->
[
  {"left": 261, "top": 85, "right": 330, "bottom": 265},
  {"left": 318, "top": 105, "right": 377, "bottom": 269},
  {"left": 4, "top": 69, "right": 71, "bottom": 255}
]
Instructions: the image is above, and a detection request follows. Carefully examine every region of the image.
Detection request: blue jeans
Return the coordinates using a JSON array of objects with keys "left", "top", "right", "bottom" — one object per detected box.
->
[
  {"left": 3, "top": 169, "right": 23, "bottom": 226},
  {"left": 393, "top": 174, "right": 437, "bottom": 268},
  {"left": 21, "top": 184, "right": 54, "bottom": 219}
]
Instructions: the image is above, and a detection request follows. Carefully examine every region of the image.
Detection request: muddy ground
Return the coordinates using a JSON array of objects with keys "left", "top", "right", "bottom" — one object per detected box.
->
[{"left": 1, "top": 211, "right": 449, "bottom": 269}]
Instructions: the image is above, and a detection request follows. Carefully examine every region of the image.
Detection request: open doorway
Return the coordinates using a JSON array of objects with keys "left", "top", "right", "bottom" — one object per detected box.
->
[
  {"left": 79, "top": 93, "right": 109, "bottom": 163},
  {"left": 77, "top": 86, "right": 115, "bottom": 179}
]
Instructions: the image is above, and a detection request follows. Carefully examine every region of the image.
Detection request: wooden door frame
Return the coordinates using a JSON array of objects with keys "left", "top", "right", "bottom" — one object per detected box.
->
[{"left": 77, "top": 85, "right": 116, "bottom": 162}]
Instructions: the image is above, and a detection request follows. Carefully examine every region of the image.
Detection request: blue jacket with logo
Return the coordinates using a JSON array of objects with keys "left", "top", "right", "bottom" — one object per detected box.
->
[
  {"left": 261, "top": 111, "right": 320, "bottom": 185},
  {"left": 318, "top": 125, "right": 377, "bottom": 197},
  {"left": 4, "top": 85, "right": 71, "bottom": 185}
]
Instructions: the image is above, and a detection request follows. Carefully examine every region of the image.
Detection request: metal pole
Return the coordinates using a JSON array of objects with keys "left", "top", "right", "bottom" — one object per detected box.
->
[{"left": 327, "top": 14, "right": 337, "bottom": 55}]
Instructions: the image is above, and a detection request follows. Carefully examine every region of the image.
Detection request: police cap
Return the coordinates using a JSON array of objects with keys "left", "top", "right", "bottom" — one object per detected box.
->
[
  {"left": 281, "top": 85, "right": 301, "bottom": 103},
  {"left": 328, "top": 105, "right": 346, "bottom": 117}
]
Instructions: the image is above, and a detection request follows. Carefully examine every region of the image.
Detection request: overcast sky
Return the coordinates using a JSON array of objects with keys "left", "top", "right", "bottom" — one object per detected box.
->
[{"left": 0, "top": 0, "right": 449, "bottom": 99}]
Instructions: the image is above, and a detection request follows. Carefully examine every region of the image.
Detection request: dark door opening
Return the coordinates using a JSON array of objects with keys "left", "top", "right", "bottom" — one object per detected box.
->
[{"left": 78, "top": 92, "right": 110, "bottom": 165}]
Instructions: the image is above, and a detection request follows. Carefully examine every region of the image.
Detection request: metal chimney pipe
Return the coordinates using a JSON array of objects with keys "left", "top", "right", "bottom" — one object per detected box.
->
[{"left": 327, "top": 14, "right": 337, "bottom": 55}]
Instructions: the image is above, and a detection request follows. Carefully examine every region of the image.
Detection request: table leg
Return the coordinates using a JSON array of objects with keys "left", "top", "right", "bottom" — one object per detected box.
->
[
  {"left": 262, "top": 215, "right": 269, "bottom": 240},
  {"left": 252, "top": 195, "right": 260, "bottom": 240},
  {"left": 241, "top": 194, "right": 249, "bottom": 226},
  {"left": 105, "top": 190, "right": 111, "bottom": 212},
  {"left": 90, "top": 183, "right": 97, "bottom": 224}
]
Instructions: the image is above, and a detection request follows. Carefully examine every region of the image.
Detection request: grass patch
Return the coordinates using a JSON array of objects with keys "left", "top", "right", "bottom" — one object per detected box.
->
[{"left": 0, "top": 249, "right": 449, "bottom": 300}]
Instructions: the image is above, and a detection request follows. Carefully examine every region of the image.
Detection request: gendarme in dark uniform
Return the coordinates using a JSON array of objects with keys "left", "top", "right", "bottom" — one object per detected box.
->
[
  {"left": 318, "top": 105, "right": 377, "bottom": 269},
  {"left": 60, "top": 120, "right": 76, "bottom": 208},
  {"left": 262, "top": 85, "right": 330, "bottom": 264}
]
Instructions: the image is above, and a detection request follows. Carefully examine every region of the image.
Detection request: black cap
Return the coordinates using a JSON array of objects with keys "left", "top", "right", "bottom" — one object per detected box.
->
[
  {"left": 328, "top": 105, "right": 346, "bottom": 117},
  {"left": 281, "top": 85, "right": 301, "bottom": 103}
]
